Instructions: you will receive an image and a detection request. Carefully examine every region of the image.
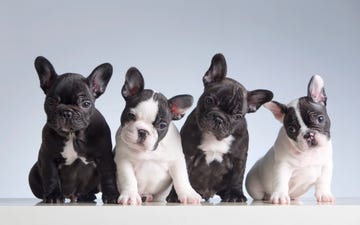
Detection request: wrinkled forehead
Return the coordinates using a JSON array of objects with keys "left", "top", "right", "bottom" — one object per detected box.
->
[
  {"left": 288, "top": 97, "right": 327, "bottom": 114},
  {"left": 49, "top": 74, "right": 92, "bottom": 99},
  {"left": 208, "top": 79, "right": 247, "bottom": 112}
]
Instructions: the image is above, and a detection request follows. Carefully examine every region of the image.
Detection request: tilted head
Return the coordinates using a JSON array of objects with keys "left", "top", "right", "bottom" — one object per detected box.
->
[
  {"left": 265, "top": 75, "right": 331, "bottom": 151},
  {"left": 120, "top": 67, "right": 193, "bottom": 151},
  {"left": 35, "top": 56, "right": 112, "bottom": 135},
  {"left": 196, "top": 53, "right": 273, "bottom": 140}
]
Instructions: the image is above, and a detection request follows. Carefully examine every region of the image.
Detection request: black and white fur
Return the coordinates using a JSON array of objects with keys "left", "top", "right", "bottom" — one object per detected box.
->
[
  {"left": 245, "top": 75, "right": 334, "bottom": 204},
  {"left": 114, "top": 67, "right": 201, "bottom": 205},
  {"left": 167, "top": 53, "right": 273, "bottom": 202},
  {"left": 28, "top": 56, "right": 119, "bottom": 203}
]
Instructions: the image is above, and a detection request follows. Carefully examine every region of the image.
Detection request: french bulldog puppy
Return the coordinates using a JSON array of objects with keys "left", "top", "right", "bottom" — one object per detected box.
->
[
  {"left": 245, "top": 75, "right": 334, "bottom": 204},
  {"left": 167, "top": 53, "right": 273, "bottom": 202},
  {"left": 28, "top": 56, "right": 119, "bottom": 203},
  {"left": 114, "top": 67, "right": 201, "bottom": 205}
]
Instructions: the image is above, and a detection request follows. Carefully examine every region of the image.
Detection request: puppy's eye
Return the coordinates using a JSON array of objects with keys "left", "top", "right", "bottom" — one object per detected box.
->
[
  {"left": 128, "top": 112, "right": 136, "bottom": 121},
  {"left": 81, "top": 100, "right": 91, "bottom": 108},
  {"left": 158, "top": 122, "right": 168, "bottom": 130},
  {"left": 205, "top": 96, "right": 215, "bottom": 105},
  {"left": 46, "top": 97, "right": 58, "bottom": 106},
  {"left": 233, "top": 113, "right": 243, "bottom": 120},
  {"left": 288, "top": 126, "right": 297, "bottom": 134},
  {"left": 317, "top": 115, "right": 325, "bottom": 123}
]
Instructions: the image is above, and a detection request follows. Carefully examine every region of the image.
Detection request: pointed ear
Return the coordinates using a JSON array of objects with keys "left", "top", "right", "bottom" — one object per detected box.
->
[
  {"left": 264, "top": 101, "right": 287, "bottom": 122},
  {"left": 34, "top": 56, "right": 58, "bottom": 94},
  {"left": 307, "top": 75, "right": 327, "bottom": 105},
  {"left": 168, "top": 95, "right": 193, "bottom": 120},
  {"left": 87, "top": 63, "right": 112, "bottom": 98},
  {"left": 247, "top": 89, "right": 273, "bottom": 113},
  {"left": 203, "top": 53, "right": 227, "bottom": 85},
  {"left": 121, "top": 67, "right": 144, "bottom": 99}
]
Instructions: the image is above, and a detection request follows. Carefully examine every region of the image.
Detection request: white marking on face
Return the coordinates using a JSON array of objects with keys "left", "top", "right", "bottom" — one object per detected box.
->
[
  {"left": 121, "top": 95, "right": 160, "bottom": 151},
  {"left": 198, "top": 133, "right": 234, "bottom": 164},
  {"left": 61, "top": 133, "right": 78, "bottom": 165}
]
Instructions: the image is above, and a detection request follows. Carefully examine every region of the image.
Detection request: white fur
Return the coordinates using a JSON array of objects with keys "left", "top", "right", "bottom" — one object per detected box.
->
[
  {"left": 245, "top": 103, "right": 334, "bottom": 204},
  {"left": 198, "top": 133, "right": 234, "bottom": 164},
  {"left": 61, "top": 133, "right": 91, "bottom": 166},
  {"left": 114, "top": 118, "right": 201, "bottom": 205},
  {"left": 61, "top": 134, "right": 78, "bottom": 165}
]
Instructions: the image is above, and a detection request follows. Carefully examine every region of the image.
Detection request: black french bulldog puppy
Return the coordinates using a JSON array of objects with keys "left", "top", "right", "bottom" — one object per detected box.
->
[
  {"left": 167, "top": 53, "right": 273, "bottom": 202},
  {"left": 28, "top": 56, "right": 119, "bottom": 203}
]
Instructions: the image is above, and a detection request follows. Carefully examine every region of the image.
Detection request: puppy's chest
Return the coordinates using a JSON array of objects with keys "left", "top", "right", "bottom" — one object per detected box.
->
[
  {"left": 133, "top": 159, "right": 171, "bottom": 194},
  {"left": 60, "top": 134, "right": 93, "bottom": 166},
  {"left": 198, "top": 133, "right": 234, "bottom": 164}
]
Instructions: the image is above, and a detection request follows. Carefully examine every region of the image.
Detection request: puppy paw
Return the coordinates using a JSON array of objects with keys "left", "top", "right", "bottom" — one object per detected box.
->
[
  {"left": 102, "top": 193, "right": 119, "bottom": 204},
  {"left": 118, "top": 191, "right": 142, "bottom": 205},
  {"left": 315, "top": 191, "right": 335, "bottom": 203},
  {"left": 43, "top": 190, "right": 65, "bottom": 203},
  {"left": 178, "top": 189, "right": 201, "bottom": 204},
  {"left": 221, "top": 190, "right": 247, "bottom": 202},
  {"left": 270, "top": 192, "right": 290, "bottom": 204}
]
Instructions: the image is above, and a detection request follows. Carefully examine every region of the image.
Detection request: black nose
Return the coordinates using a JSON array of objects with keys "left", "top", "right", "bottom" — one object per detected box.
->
[
  {"left": 138, "top": 129, "right": 149, "bottom": 141},
  {"left": 214, "top": 116, "right": 224, "bottom": 126},
  {"left": 304, "top": 132, "right": 316, "bottom": 145},
  {"left": 62, "top": 110, "right": 73, "bottom": 119}
]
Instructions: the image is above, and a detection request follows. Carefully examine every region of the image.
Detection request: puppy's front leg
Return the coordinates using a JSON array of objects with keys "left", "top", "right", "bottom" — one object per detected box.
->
[
  {"left": 38, "top": 157, "right": 64, "bottom": 203},
  {"left": 116, "top": 159, "right": 141, "bottom": 205},
  {"left": 169, "top": 157, "right": 201, "bottom": 204},
  {"left": 270, "top": 162, "right": 292, "bottom": 204},
  {"left": 315, "top": 160, "right": 334, "bottom": 202}
]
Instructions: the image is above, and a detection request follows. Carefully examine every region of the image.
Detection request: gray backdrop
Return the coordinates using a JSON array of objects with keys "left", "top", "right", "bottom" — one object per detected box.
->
[{"left": 1, "top": 0, "right": 359, "bottom": 199}]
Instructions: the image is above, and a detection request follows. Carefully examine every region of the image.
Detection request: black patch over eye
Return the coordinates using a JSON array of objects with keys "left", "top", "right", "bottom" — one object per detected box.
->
[
  {"left": 158, "top": 122, "right": 168, "bottom": 130},
  {"left": 128, "top": 112, "right": 136, "bottom": 121},
  {"left": 288, "top": 126, "right": 297, "bottom": 134}
]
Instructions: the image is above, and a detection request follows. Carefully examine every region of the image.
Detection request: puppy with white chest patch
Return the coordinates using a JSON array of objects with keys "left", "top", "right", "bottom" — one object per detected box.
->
[
  {"left": 167, "top": 53, "right": 273, "bottom": 202},
  {"left": 28, "top": 56, "right": 119, "bottom": 203},
  {"left": 114, "top": 67, "right": 201, "bottom": 205},
  {"left": 245, "top": 75, "right": 334, "bottom": 204}
]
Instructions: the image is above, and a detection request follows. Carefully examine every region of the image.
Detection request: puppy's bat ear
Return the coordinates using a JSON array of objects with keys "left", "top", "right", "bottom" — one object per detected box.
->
[
  {"left": 247, "top": 89, "right": 274, "bottom": 113},
  {"left": 34, "top": 56, "right": 58, "bottom": 94},
  {"left": 264, "top": 101, "right": 287, "bottom": 123},
  {"left": 88, "top": 63, "right": 112, "bottom": 98},
  {"left": 203, "top": 53, "right": 227, "bottom": 86},
  {"left": 307, "top": 75, "right": 327, "bottom": 106},
  {"left": 168, "top": 95, "right": 193, "bottom": 120},
  {"left": 122, "top": 67, "right": 145, "bottom": 99}
]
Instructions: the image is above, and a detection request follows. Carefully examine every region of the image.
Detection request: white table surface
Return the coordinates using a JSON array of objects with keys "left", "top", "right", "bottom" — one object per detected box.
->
[{"left": 0, "top": 198, "right": 359, "bottom": 225}]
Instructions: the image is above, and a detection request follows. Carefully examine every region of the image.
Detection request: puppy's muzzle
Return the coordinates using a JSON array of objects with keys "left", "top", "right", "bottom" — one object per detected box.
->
[
  {"left": 137, "top": 129, "right": 149, "bottom": 144},
  {"left": 304, "top": 131, "right": 317, "bottom": 146}
]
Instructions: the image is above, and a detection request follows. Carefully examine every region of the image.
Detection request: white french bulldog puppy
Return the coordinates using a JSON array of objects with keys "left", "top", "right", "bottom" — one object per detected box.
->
[
  {"left": 245, "top": 75, "right": 334, "bottom": 204},
  {"left": 114, "top": 67, "right": 201, "bottom": 205}
]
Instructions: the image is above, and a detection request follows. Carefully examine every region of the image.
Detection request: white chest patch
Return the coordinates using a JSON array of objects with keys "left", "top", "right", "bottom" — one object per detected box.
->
[
  {"left": 61, "top": 134, "right": 78, "bottom": 165},
  {"left": 198, "top": 133, "right": 234, "bottom": 164}
]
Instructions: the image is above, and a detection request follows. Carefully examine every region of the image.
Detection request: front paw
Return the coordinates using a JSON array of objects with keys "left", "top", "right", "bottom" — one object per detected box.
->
[
  {"left": 43, "top": 191, "right": 65, "bottom": 204},
  {"left": 315, "top": 191, "right": 335, "bottom": 203},
  {"left": 118, "top": 190, "right": 142, "bottom": 205},
  {"left": 102, "top": 192, "right": 119, "bottom": 204},
  {"left": 177, "top": 189, "right": 201, "bottom": 204},
  {"left": 270, "top": 192, "right": 290, "bottom": 204},
  {"left": 221, "top": 190, "right": 247, "bottom": 202}
]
